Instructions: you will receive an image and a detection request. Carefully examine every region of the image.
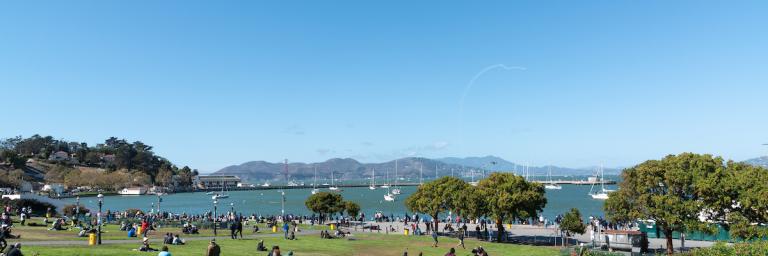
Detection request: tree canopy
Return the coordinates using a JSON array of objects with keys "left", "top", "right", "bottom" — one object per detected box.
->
[
  {"left": 477, "top": 172, "right": 547, "bottom": 242},
  {"left": 605, "top": 153, "right": 768, "bottom": 254},
  {"left": 344, "top": 200, "right": 361, "bottom": 218},
  {"left": 305, "top": 192, "right": 345, "bottom": 222},
  {"left": 405, "top": 176, "right": 470, "bottom": 229},
  {"left": 559, "top": 208, "right": 586, "bottom": 246}
]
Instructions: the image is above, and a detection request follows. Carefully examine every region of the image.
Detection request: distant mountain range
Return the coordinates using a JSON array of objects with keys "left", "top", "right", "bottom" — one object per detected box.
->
[
  {"left": 744, "top": 156, "right": 768, "bottom": 168},
  {"left": 213, "top": 155, "right": 620, "bottom": 183}
]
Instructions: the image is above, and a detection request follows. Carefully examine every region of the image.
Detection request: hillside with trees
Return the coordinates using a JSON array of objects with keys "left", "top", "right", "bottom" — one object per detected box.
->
[{"left": 0, "top": 135, "right": 198, "bottom": 192}]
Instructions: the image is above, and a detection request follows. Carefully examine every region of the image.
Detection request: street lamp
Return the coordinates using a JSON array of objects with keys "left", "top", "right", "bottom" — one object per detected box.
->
[
  {"left": 212, "top": 195, "right": 218, "bottom": 237},
  {"left": 75, "top": 196, "right": 80, "bottom": 222},
  {"left": 280, "top": 191, "right": 285, "bottom": 216},
  {"left": 230, "top": 202, "right": 234, "bottom": 215},
  {"left": 97, "top": 193, "right": 104, "bottom": 245},
  {"left": 157, "top": 195, "right": 162, "bottom": 216}
]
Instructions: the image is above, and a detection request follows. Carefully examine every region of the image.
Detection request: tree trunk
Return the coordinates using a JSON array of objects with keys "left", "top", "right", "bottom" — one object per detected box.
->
[
  {"left": 664, "top": 228, "right": 674, "bottom": 255},
  {"left": 496, "top": 218, "right": 504, "bottom": 242},
  {"left": 432, "top": 214, "right": 439, "bottom": 234}
]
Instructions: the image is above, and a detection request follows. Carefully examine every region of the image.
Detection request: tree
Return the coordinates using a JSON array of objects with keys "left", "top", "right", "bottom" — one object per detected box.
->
[
  {"left": 455, "top": 185, "right": 486, "bottom": 220},
  {"left": 344, "top": 201, "right": 361, "bottom": 219},
  {"left": 405, "top": 176, "right": 469, "bottom": 231},
  {"left": 305, "top": 192, "right": 344, "bottom": 223},
  {"left": 477, "top": 172, "right": 547, "bottom": 242},
  {"left": 605, "top": 153, "right": 722, "bottom": 254},
  {"left": 559, "top": 208, "right": 586, "bottom": 247},
  {"left": 702, "top": 161, "right": 768, "bottom": 240}
]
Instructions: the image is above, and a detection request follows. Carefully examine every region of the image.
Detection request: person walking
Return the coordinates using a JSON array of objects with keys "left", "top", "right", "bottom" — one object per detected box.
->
[
  {"left": 457, "top": 228, "right": 465, "bottom": 249},
  {"left": 229, "top": 221, "right": 237, "bottom": 239},
  {"left": 431, "top": 229, "right": 439, "bottom": 247}
]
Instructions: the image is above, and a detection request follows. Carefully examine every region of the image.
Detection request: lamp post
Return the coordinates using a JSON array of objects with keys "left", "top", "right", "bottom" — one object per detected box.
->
[
  {"left": 157, "top": 195, "right": 162, "bottom": 217},
  {"left": 75, "top": 196, "right": 80, "bottom": 222},
  {"left": 280, "top": 190, "right": 285, "bottom": 216},
  {"left": 230, "top": 202, "right": 234, "bottom": 215},
  {"left": 212, "top": 195, "right": 218, "bottom": 237},
  {"left": 97, "top": 193, "right": 104, "bottom": 245}
]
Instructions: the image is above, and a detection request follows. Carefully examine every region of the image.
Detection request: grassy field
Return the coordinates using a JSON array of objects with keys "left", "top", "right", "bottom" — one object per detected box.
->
[
  {"left": 21, "top": 233, "right": 560, "bottom": 256},
  {"left": 12, "top": 218, "right": 320, "bottom": 241}
]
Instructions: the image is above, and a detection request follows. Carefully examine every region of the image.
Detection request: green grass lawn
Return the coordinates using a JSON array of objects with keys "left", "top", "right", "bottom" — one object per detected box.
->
[
  {"left": 21, "top": 233, "right": 559, "bottom": 256},
  {"left": 12, "top": 218, "right": 322, "bottom": 241}
]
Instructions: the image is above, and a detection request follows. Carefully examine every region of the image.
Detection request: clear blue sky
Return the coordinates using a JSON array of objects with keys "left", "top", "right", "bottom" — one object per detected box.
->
[{"left": 2, "top": 1, "right": 767, "bottom": 173}]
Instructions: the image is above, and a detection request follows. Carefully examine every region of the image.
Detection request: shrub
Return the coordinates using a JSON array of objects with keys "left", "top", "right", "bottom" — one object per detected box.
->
[
  {"left": 62, "top": 204, "right": 90, "bottom": 216},
  {"left": 0, "top": 198, "right": 57, "bottom": 216},
  {"left": 689, "top": 241, "right": 768, "bottom": 256}
]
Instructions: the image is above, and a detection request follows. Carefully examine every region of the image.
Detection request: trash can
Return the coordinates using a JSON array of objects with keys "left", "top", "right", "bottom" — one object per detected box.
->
[
  {"left": 272, "top": 225, "right": 277, "bottom": 233},
  {"left": 137, "top": 226, "right": 143, "bottom": 236},
  {"left": 404, "top": 228, "right": 410, "bottom": 236},
  {"left": 88, "top": 233, "right": 97, "bottom": 245},
  {"left": 330, "top": 224, "right": 336, "bottom": 230}
]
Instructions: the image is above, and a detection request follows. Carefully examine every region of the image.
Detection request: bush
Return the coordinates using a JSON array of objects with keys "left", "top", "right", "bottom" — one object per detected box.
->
[
  {"left": 689, "top": 241, "right": 768, "bottom": 256},
  {"left": 62, "top": 204, "right": 90, "bottom": 216},
  {"left": 0, "top": 198, "right": 57, "bottom": 216}
]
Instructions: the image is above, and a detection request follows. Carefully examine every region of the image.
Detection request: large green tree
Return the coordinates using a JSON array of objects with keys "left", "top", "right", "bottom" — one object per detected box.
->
[
  {"left": 477, "top": 172, "right": 547, "bottom": 242},
  {"left": 344, "top": 200, "right": 361, "bottom": 219},
  {"left": 605, "top": 153, "right": 722, "bottom": 254},
  {"left": 405, "top": 176, "right": 469, "bottom": 231},
  {"left": 701, "top": 161, "right": 768, "bottom": 240},
  {"left": 305, "top": 192, "right": 344, "bottom": 223},
  {"left": 559, "top": 208, "right": 586, "bottom": 247}
]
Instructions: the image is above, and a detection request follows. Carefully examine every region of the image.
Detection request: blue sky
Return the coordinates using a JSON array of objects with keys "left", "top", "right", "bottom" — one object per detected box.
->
[{"left": 1, "top": 1, "right": 767, "bottom": 173}]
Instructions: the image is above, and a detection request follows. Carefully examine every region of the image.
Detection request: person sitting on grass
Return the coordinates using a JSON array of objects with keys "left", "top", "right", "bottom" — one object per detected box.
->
[
  {"left": 1, "top": 226, "right": 20, "bottom": 239},
  {"left": 444, "top": 248, "right": 456, "bottom": 256},
  {"left": 252, "top": 224, "right": 260, "bottom": 233},
  {"left": 157, "top": 245, "right": 171, "bottom": 256},
  {"left": 128, "top": 226, "right": 137, "bottom": 237},
  {"left": 206, "top": 239, "right": 220, "bottom": 256},
  {"left": 4, "top": 242, "right": 22, "bottom": 256},
  {"left": 256, "top": 240, "right": 267, "bottom": 251},
  {"left": 267, "top": 245, "right": 281, "bottom": 256},
  {"left": 138, "top": 237, "right": 157, "bottom": 252},
  {"left": 172, "top": 234, "right": 185, "bottom": 245},
  {"left": 49, "top": 219, "right": 67, "bottom": 231}
]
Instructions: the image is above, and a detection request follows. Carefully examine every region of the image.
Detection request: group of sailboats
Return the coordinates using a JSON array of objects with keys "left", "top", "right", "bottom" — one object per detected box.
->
[{"left": 383, "top": 160, "right": 401, "bottom": 201}]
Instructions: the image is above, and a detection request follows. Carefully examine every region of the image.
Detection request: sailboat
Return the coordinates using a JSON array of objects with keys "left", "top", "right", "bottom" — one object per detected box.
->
[
  {"left": 391, "top": 160, "right": 401, "bottom": 195},
  {"left": 311, "top": 165, "right": 320, "bottom": 195},
  {"left": 216, "top": 177, "right": 230, "bottom": 199},
  {"left": 589, "top": 166, "right": 609, "bottom": 200},
  {"left": 380, "top": 163, "right": 391, "bottom": 188},
  {"left": 329, "top": 170, "right": 339, "bottom": 191},
  {"left": 383, "top": 185, "right": 395, "bottom": 201},
  {"left": 544, "top": 167, "right": 562, "bottom": 190},
  {"left": 369, "top": 168, "right": 376, "bottom": 190}
]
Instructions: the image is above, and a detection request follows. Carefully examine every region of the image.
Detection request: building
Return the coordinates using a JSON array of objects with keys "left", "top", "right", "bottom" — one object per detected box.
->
[
  {"left": 118, "top": 187, "right": 147, "bottom": 195},
  {"left": 196, "top": 175, "right": 241, "bottom": 190}
]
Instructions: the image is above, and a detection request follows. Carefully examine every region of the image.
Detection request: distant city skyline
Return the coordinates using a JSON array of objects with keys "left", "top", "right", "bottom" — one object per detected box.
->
[{"left": 2, "top": 1, "right": 767, "bottom": 172}]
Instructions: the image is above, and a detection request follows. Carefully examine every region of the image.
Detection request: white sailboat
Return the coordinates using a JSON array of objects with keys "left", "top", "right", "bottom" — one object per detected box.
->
[
  {"left": 544, "top": 167, "right": 562, "bottom": 190},
  {"left": 391, "top": 160, "right": 401, "bottom": 195},
  {"left": 384, "top": 185, "right": 395, "bottom": 201},
  {"left": 215, "top": 177, "right": 230, "bottom": 198},
  {"left": 311, "top": 165, "right": 320, "bottom": 195},
  {"left": 380, "top": 163, "right": 391, "bottom": 188},
  {"left": 329, "top": 170, "right": 339, "bottom": 191},
  {"left": 369, "top": 168, "right": 376, "bottom": 190},
  {"left": 589, "top": 166, "right": 609, "bottom": 200}
]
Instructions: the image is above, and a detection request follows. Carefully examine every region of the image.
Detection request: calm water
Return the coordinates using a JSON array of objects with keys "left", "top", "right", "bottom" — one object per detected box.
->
[{"left": 65, "top": 179, "right": 617, "bottom": 220}]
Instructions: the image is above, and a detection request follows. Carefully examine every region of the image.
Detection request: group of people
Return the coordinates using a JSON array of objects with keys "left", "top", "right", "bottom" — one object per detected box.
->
[{"left": 162, "top": 232, "right": 185, "bottom": 245}]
